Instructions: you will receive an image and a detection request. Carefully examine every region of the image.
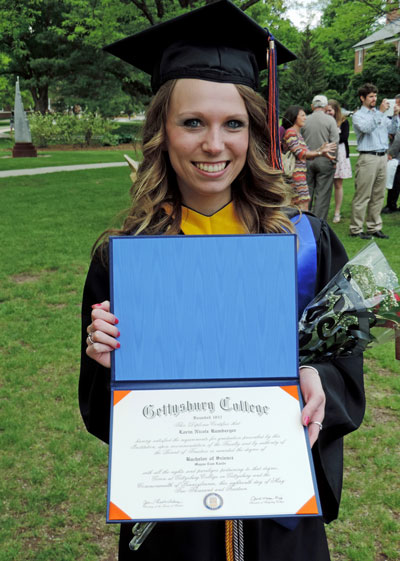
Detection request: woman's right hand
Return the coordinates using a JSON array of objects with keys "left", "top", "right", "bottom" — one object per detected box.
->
[{"left": 86, "top": 300, "right": 120, "bottom": 369}]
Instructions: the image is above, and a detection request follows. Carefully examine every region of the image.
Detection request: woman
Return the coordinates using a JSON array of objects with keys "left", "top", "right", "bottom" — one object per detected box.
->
[
  {"left": 326, "top": 99, "right": 352, "bottom": 223},
  {"left": 79, "top": 2, "right": 365, "bottom": 560},
  {"left": 281, "top": 106, "right": 336, "bottom": 211}
]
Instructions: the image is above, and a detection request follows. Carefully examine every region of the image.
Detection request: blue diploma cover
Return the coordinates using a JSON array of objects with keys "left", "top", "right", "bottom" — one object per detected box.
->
[{"left": 107, "top": 235, "right": 321, "bottom": 523}]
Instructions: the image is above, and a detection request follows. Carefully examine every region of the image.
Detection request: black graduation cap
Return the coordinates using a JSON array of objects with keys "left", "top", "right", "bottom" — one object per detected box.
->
[{"left": 104, "top": 0, "right": 296, "bottom": 93}]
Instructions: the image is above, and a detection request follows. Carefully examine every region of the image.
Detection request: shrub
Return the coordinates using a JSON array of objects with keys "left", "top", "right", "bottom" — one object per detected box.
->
[
  {"left": 74, "top": 113, "right": 117, "bottom": 146},
  {"left": 28, "top": 112, "right": 118, "bottom": 147},
  {"left": 28, "top": 113, "right": 60, "bottom": 147}
]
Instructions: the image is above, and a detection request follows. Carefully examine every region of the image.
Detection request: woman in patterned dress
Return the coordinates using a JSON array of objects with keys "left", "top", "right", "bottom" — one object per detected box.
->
[
  {"left": 282, "top": 106, "right": 336, "bottom": 211},
  {"left": 326, "top": 100, "right": 352, "bottom": 223}
]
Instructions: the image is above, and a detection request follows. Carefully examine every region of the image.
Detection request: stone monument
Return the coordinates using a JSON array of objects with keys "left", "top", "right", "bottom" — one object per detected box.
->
[{"left": 12, "top": 77, "right": 37, "bottom": 158}]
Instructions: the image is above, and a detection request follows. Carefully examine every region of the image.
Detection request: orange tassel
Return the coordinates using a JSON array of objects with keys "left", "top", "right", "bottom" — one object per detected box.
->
[{"left": 225, "top": 520, "right": 234, "bottom": 561}]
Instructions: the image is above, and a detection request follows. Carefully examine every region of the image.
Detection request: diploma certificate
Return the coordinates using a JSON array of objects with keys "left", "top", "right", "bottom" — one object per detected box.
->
[{"left": 108, "top": 385, "right": 320, "bottom": 522}]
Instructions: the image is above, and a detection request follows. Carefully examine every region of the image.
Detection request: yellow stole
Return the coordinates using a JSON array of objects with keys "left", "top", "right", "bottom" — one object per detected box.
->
[{"left": 180, "top": 202, "right": 246, "bottom": 235}]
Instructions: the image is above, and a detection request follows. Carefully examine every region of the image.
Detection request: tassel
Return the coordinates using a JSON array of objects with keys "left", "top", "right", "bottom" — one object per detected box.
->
[
  {"left": 225, "top": 520, "right": 244, "bottom": 561},
  {"left": 225, "top": 520, "right": 234, "bottom": 561},
  {"left": 266, "top": 33, "right": 283, "bottom": 170},
  {"left": 233, "top": 520, "right": 244, "bottom": 561}
]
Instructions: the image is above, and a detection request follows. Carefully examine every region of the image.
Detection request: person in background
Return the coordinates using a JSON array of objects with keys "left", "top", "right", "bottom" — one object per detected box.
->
[
  {"left": 302, "top": 95, "right": 339, "bottom": 220},
  {"left": 393, "top": 94, "right": 400, "bottom": 132},
  {"left": 382, "top": 93, "right": 400, "bottom": 213},
  {"left": 383, "top": 129, "right": 400, "bottom": 212},
  {"left": 326, "top": 99, "right": 352, "bottom": 223},
  {"left": 350, "top": 83, "right": 399, "bottom": 239},
  {"left": 281, "top": 105, "right": 336, "bottom": 211}
]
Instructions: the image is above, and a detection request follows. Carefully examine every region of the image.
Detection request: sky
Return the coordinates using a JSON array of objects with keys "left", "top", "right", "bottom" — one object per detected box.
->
[{"left": 286, "top": 2, "right": 322, "bottom": 30}]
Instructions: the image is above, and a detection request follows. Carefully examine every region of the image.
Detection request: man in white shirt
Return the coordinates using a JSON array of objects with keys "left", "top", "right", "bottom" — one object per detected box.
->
[{"left": 350, "top": 83, "right": 399, "bottom": 239}]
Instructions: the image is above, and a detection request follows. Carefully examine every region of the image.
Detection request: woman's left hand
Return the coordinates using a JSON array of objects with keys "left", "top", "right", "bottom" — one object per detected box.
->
[
  {"left": 299, "top": 367, "right": 326, "bottom": 447},
  {"left": 321, "top": 142, "right": 336, "bottom": 160}
]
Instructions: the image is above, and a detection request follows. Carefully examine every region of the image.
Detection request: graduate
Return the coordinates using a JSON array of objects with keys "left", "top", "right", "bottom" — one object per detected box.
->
[{"left": 79, "top": 2, "right": 365, "bottom": 559}]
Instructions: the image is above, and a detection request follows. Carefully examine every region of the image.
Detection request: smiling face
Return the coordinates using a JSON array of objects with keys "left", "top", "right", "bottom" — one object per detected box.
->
[
  {"left": 165, "top": 79, "right": 249, "bottom": 214},
  {"left": 325, "top": 105, "right": 335, "bottom": 117}
]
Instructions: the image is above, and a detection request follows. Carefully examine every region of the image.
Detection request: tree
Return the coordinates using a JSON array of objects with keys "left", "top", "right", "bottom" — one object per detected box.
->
[
  {"left": 344, "top": 41, "right": 400, "bottom": 108},
  {"left": 0, "top": 0, "right": 157, "bottom": 114},
  {"left": 279, "top": 27, "right": 328, "bottom": 113},
  {"left": 312, "top": 0, "right": 388, "bottom": 96},
  {"left": 0, "top": 0, "right": 294, "bottom": 116},
  {"left": 0, "top": 54, "right": 14, "bottom": 109},
  {"left": 0, "top": 1, "right": 86, "bottom": 113}
]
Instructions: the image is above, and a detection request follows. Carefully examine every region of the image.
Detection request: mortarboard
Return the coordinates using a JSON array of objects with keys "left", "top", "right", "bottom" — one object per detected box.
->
[{"left": 104, "top": 0, "right": 296, "bottom": 168}]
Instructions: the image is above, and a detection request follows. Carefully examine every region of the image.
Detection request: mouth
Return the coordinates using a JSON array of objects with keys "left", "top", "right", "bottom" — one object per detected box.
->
[{"left": 192, "top": 161, "right": 229, "bottom": 173}]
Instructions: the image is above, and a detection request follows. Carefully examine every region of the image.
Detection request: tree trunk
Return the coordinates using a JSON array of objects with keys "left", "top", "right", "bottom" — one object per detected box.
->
[{"left": 31, "top": 85, "right": 49, "bottom": 115}]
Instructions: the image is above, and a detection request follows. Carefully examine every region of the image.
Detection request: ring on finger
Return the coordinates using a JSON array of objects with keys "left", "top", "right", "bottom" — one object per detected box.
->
[
  {"left": 310, "top": 421, "right": 323, "bottom": 431},
  {"left": 87, "top": 331, "right": 95, "bottom": 345}
]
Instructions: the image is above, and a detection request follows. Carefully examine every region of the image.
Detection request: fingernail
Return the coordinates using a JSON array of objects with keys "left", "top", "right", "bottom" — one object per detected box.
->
[
  {"left": 304, "top": 416, "right": 310, "bottom": 426},
  {"left": 116, "top": 330, "right": 120, "bottom": 337},
  {"left": 116, "top": 342, "right": 121, "bottom": 349},
  {"left": 114, "top": 318, "right": 119, "bottom": 325},
  {"left": 92, "top": 303, "right": 102, "bottom": 308}
]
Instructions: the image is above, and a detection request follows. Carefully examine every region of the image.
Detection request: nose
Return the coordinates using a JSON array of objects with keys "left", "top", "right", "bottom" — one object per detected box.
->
[{"left": 202, "top": 127, "right": 224, "bottom": 154}]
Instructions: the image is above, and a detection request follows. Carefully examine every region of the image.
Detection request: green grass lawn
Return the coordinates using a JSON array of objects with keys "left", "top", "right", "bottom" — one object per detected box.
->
[{"left": 0, "top": 158, "right": 399, "bottom": 560}]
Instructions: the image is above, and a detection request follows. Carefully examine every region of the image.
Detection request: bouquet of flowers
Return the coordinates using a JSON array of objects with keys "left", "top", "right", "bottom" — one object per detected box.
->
[{"left": 299, "top": 242, "right": 400, "bottom": 365}]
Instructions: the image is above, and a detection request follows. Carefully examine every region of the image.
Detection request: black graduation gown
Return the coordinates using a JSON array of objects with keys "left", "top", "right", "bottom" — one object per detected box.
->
[{"left": 79, "top": 214, "right": 365, "bottom": 561}]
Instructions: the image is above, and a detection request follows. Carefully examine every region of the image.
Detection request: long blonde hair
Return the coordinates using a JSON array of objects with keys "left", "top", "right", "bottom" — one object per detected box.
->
[{"left": 93, "top": 80, "right": 294, "bottom": 253}]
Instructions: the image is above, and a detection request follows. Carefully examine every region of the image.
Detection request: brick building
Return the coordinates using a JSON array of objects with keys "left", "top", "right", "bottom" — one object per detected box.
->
[{"left": 353, "top": 1, "right": 400, "bottom": 73}]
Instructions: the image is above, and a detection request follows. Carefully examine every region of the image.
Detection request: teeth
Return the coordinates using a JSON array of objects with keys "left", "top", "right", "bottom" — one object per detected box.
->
[{"left": 195, "top": 162, "right": 226, "bottom": 172}]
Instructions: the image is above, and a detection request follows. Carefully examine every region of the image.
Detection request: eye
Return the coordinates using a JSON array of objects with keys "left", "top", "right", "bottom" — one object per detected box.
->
[
  {"left": 183, "top": 119, "right": 202, "bottom": 128},
  {"left": 226, "top": 120, "right": 245, "bottom": 130}
]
